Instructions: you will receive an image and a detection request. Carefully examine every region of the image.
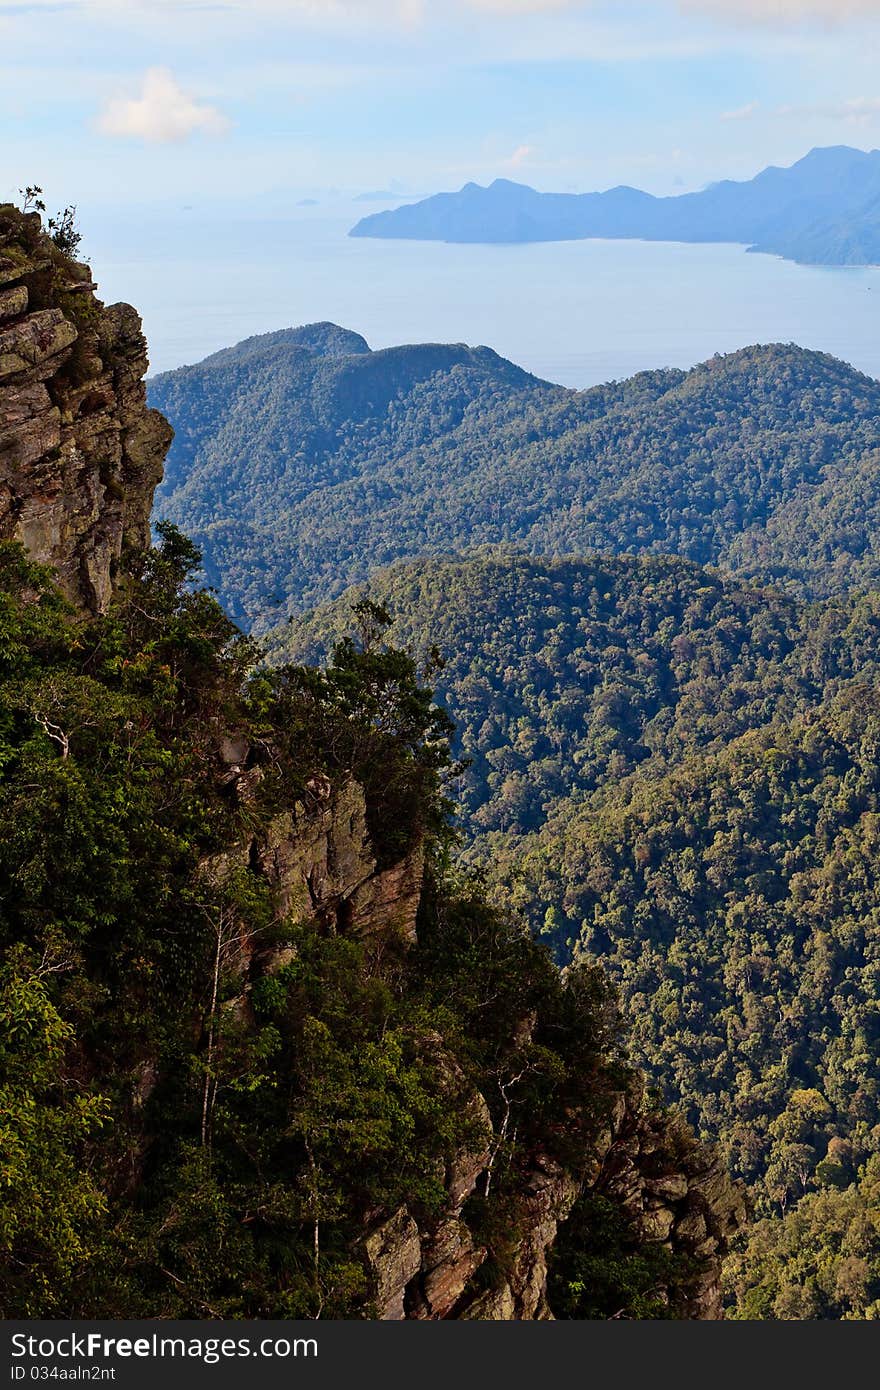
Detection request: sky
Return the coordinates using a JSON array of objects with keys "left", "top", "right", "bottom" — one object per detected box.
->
[{"left": 3, "top": 0, "right": 880, "bottom": 213}]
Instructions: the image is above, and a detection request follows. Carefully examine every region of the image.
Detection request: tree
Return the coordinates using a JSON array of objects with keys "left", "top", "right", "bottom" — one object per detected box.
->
[{"left": 0, "top": 963, "right": 107, "bottom": 1314}]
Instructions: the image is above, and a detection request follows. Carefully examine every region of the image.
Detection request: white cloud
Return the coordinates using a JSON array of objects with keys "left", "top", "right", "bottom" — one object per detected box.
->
[
  {"left": 505, "top": 143, "right": 535, "bottom": 166},
  {"left": 97, "top": 68, "right": 231, "bottom": 143},
  {"left": 721, "top": 100, "right": 760, "bottom": 120}
]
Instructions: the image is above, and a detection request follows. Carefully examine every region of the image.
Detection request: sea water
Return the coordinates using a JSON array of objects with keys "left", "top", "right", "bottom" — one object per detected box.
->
[{"left": 81, "top": 200, "right": 880, "bottom": 387}]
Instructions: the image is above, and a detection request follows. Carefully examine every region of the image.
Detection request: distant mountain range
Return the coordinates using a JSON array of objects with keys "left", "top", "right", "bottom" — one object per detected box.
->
[
  {"left": 349, "top": 146, "right": 880, "bottom": 267},
  {"left": 148, "top": 322, "right": 880, "bottom": 629}
]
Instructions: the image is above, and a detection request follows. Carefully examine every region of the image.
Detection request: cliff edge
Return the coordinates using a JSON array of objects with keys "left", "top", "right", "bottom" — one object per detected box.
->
[{"left": 0, "top": 203, "right": 171, "bottom": 612}]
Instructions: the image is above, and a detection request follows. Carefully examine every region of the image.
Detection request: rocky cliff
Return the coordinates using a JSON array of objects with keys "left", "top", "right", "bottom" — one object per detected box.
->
[
  {"left": 207, "top": 757, "right": 747, "bottom": 1320},
  {"left": 0, "top": 203, "right": 171, "bottom": 612},
  {"left": 363, "top": 1045, "right": 746, "bottom": 1319},
  {"left": 364, "top": 1090, "right": 746, "bottom": 1321}
]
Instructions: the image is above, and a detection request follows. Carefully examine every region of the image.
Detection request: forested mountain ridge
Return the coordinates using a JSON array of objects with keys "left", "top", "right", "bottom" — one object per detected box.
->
[
  {"left": 149, "top": 330, "right": 880, "bottom": 628},
  {"left": 0, "top": 200, "right": 747, "bottom": 1321},
  {"left": 350, "top": 146, "right": 880, "bottom": 268},
  {"left": 152, "top": 320, "right": 544, "bottom": 502}
]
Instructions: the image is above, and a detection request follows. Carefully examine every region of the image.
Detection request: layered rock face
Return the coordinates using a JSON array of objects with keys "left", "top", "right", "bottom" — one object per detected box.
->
[
  {"left": 202, "top": 769, "right": 427, "bottom": 978},
  {"left": 363, "top": 1071, "right": 746, "bottom": 1322},
  {"left": 0, "top": 204, "right": 171, "bottom": 611}
]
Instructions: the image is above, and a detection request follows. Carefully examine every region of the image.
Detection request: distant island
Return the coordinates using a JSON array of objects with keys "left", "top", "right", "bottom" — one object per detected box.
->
[{"left": 350, "top": 145, "right": 880, "bottom": 267}]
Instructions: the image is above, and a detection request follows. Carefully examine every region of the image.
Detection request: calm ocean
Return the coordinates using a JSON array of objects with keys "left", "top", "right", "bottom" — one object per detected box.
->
[{"left": 81, "top": 201, "right": 880, "bottom": 387}]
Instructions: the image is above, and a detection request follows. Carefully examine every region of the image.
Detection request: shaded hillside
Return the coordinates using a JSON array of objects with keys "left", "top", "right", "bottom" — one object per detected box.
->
[
  {"left": 149, "top": 331, "right": 880, "bottom": 628},
  {"left": 278, "top": 550, "right": 880, "bottom": 839},
  {"left": 351, "top": 146, "right": 880, "bottom": 267}
]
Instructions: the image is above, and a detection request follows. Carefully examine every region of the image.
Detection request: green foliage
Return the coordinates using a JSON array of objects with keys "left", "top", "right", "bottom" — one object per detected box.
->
[
  {"left": 280, "top": 550, "right": 880, "bottom": 841},
  {"left": 0, "top": 529, "right": 269, "bottom": 1313},
  {"left": 503, "top": 688, "right": 880, "bottom": 1214},
  {"left": 0, "top": 529, "right": 425, "bottom": 1314},
  {"left": 725, "top": 1157, "right": 880, "bottom": 1319},
  {"left": 290, "top": 549, "right": 880, "bottom": 1315},
  {"left": 109, "top": 914, "right": 477, "bottom": 1319},
  {"left": 549, "top": 1193, "right": 689, "bottom": 1320},
  {"left": 265, "top": 598, "right": 457, "bottom": 865},
  {"left": 46, "top": 205, "right": 82, "bottom": 258},
  {"left": 15, "top": 186, "right": 82, "bottom": 255},
  {"left": 0, "top": 963, "right": 108, "bottom": 1315},
  {"left": 0, "top": 529, "right": 252, "bottom": 1071},
  {"left": 18, "top": 186, "right": 45, "bottom": 216}
]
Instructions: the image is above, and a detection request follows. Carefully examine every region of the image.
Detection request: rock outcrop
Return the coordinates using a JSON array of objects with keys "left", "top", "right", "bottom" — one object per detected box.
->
[
  {"left": 259, "top": 776, "right": 424, "bottom": 945},
  {"left": 0, "top": 203, "right": 171, "bottom": 612},
  {"left": 202, "top": 768, "right": 426, "bottom": 973},
  {"left": 208, "top": 752, "right": 746, "bottom": 1321},
  {"left": 362, "top": 1075, "right": 746, "bottom": 1322}
]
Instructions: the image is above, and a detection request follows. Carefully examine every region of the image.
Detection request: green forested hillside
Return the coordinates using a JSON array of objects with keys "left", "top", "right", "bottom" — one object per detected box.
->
[
  {"left": 725, "top": 1155, "right": 880, "bottom": 1319},
  {"left": 500, "top": 691, "right": 880, "bottom": 1200},
  {"left": 149, "top": 333, "right": 880, "bottom": 626},
  {"left": 729, "top": 446, "right": 880, "bottom": 598},
  {"left": 279, "top": 550, "right": 880, "bottom": 839}
]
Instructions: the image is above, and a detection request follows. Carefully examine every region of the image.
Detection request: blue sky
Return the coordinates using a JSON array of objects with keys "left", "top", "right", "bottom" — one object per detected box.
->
[{"left": 3, "top": 0, "right": 880, "bottom": 213}]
